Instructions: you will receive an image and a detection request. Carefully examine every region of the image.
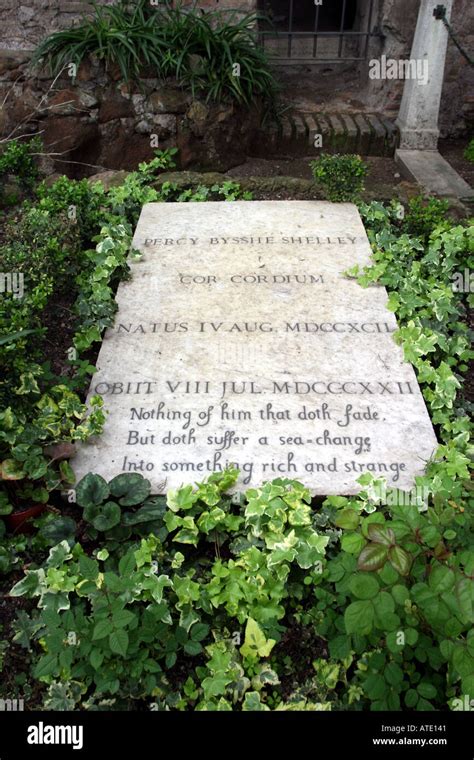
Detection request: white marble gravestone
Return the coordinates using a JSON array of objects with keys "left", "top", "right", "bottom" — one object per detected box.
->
[{"left": 73, "top": 201, "right": 438, "bottom": 494}]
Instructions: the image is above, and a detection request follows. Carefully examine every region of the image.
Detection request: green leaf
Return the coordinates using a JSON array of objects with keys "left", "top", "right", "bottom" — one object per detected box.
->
[
  {"left": 190, "top": 622, "right": 210, "bottom": 642},
  {"left": 34, "top": 653, "right": 58, "bottom": 679},
  {"left": 429, "top": 565, "right": 455, "bottom": 593},
  {"left": 406, "top": 628, "right": 418, "bottom": 647},
  {"left": 112, "top": 609, "right": 136, "bottom": 629},
  {"left": 118, "top": 550, "right": 136, "bottom": 576},
  {"left": 357, "top": 543, "right": 388, "bottom": 571},
  {"left": 46, "top": 541, "right": 72, "bottom": 568},
  {"left": 79, "top": 555, "right": 99, "bottom": 581},
  {"left": 59, "top": 460, "right": 75, "bottom": 484},
  {"left": 92, "top": 619, "right": 111, "bottom": 641},
  {"left": 344, "top": 600, "right": 374, "bottom": 635},
  {"left": 388, "top": 545, "right": 412, "bottom": 576},
  {"left": 92, "top": 502, "right": 121, "bottom": 531},
  {"left": 40, "top": 517, "right": 76, "bottom": 546},
  {"left": 296, "top": 533, "right": 329, "bottom": 569},
  {"left": 104, "top": 572, "right": 125, "bottom": 593},
  {"left": 1, "top": 459, "right": 25, "bottom": 480},
  {"left": 364, "top": 673, "right": 386, "bottom": 700},
  {"left": 453, "top": 646, "right": 474, "bottom": 678},
  {"left": 341, "top": 532, "right": 365, "bottom": 555},
  {"left": 349, "top": 573, "right": 379, "bottom": 600},
  {"left": 240, "top": 618, "right": 276, "bottom": 659},
  {"left": 386, "top": 630, "right": 406, "bottom": 653},
  {"left": 108, "top": 473, "right": 151, "bottom": 506},
  {"left": 335, "top": 509, "right": 360, "bottom": 530},
  {"left": 179, "top": 607, "right": 200, "bottom": 633},
  {"left": 167, "top": 485, "right": 197, "bottom": 512},
  {"left": 109, "top": 629, "right": 129, "bottom": 657},
  {"left": 378, "top": 561, "right": 399, "bottom": 585},
  {"left": 367, "top": 524, "right": 396, "bottom": 546},
  {"left": 0, "top": 492, "right": 13, "bottom": 516},
  {"left": 454, "top": 578, "right": 473, "bottom": 624},
  {"left": 122, "top": 499, "right": 166, "bottom": 525},
  {"left": 184, "top": 640, "right": 202, "bottom": 656},
  {"left": 417, "top": 682, "right": 437, "bottom": 699},
  {"left": 76, "top": 473, "right": 109, "bottom": 508},
  {"left": 0, "top": 329, "right": 41, "bottom": 347},
  {"left": 405, "top": 689, "right": 418, "bottom": 708},
  {"left": 89, "top": 648, "right": 104, "bottom": 670},
  {"left": 461, "top": 674, "right": 474, "bottom": 697},
  {"left": 391, "top": 584, "right": 410, "bottom": 606},
  {"left": 10, "top": 569, "right": 44, "bottom": 597},
  {"left": 242, "top": 691, "right": 270, "bottom": 711},
  {"left": 385, "top": 662, "right": 404, "bottom": 686},
  {"left": 329, "top": 635, "right": 352, "bottom": 660}
]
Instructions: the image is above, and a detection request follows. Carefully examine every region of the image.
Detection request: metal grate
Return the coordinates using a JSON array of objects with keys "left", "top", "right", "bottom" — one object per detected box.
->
[{"left": 258, "top": 0, "right": 380, "bottom": 64}]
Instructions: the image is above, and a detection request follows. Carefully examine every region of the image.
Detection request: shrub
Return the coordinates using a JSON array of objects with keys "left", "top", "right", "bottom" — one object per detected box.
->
[
  {"left": 0, "top": 138, "right": 42, "bottom": 190},
  {"left": 400, "top": 196, "right": 450, "bottom": 242},
  {"left": 310, "top": 154, "right": 368, "bottom": 202},
  {"left": 0, "top": 138, "right": 42, "bottom": 205},
  {"left": 35, "top": 176, "right": 105, "bottom": 245},
  {"left": 32, "top": 0, "right": 278, "bottom": 108},
  {"left": 464, "top": 138, "right": 474, "bottom": 163},
  {"left": 0, "top": 206, "right": 84, "bottom": 291}
]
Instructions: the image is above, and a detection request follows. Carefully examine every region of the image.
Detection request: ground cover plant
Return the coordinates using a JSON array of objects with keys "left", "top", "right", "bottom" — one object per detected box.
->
[{"left": 0, "top": 138, "right": 472, "bottom": 711}]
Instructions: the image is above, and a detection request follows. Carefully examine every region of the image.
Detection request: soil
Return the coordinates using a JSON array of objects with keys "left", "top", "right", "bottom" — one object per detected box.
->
[
  {"left": 276, "top": 619, "right": 329, "bottom": 699},
  {"left": 223, "top": 154, "right": 420, "bottom": 205},
  {"left": 39, "top": 292, "right": 79, "bottom": 378},
  {"left": 226, "top": 154, "right": 405, "bottom": 184},
  {"left": 224, "top": 137, "right": 474, "bottom": 210},
  {"left": 439, "top": 138, "right": 474, "bottom": 188},
  {"left": 225, "top": 153, "right": 472, "bottom": 210},
  {"left": 276, "top": 66, "right": 370, "bottom": 115},
  {"left": 463, "top": 309, "right": 474, "bottom": 407}
]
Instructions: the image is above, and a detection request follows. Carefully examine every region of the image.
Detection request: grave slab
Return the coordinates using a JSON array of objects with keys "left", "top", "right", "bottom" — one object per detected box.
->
[{"left": 73, "top": 201, "right": 438, "bottom": 494}]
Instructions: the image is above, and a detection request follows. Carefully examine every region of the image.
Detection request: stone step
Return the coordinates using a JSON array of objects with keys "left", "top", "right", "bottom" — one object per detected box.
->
[
  {"left": 250, "top": 112, "right": 399, "bottom": 159},
  {"left": 396, "top": 149, "right": 474, "bottom": 200}
]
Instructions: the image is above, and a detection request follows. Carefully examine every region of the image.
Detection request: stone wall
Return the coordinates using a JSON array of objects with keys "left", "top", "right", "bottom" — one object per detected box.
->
[
  {"left": 0, "top": 0, "right": 472, "bottom": 171},
  {"left": 0, "top": 53, "right": 261, "bottom": 173},
  {"left": 441, "top": 0, "right": 474, "bottom": 136},
  {"left": 364, "top": 0, "right": 421, "bottom": 118},
  {"left": 0, "top": 0, "right": 256, "bottom": 50},
  {"left": 364, "top": 0, "right": 474, "bottom": 136},
  {"left": 0, "top": 0, "right": 116, "bottom": 50}
]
